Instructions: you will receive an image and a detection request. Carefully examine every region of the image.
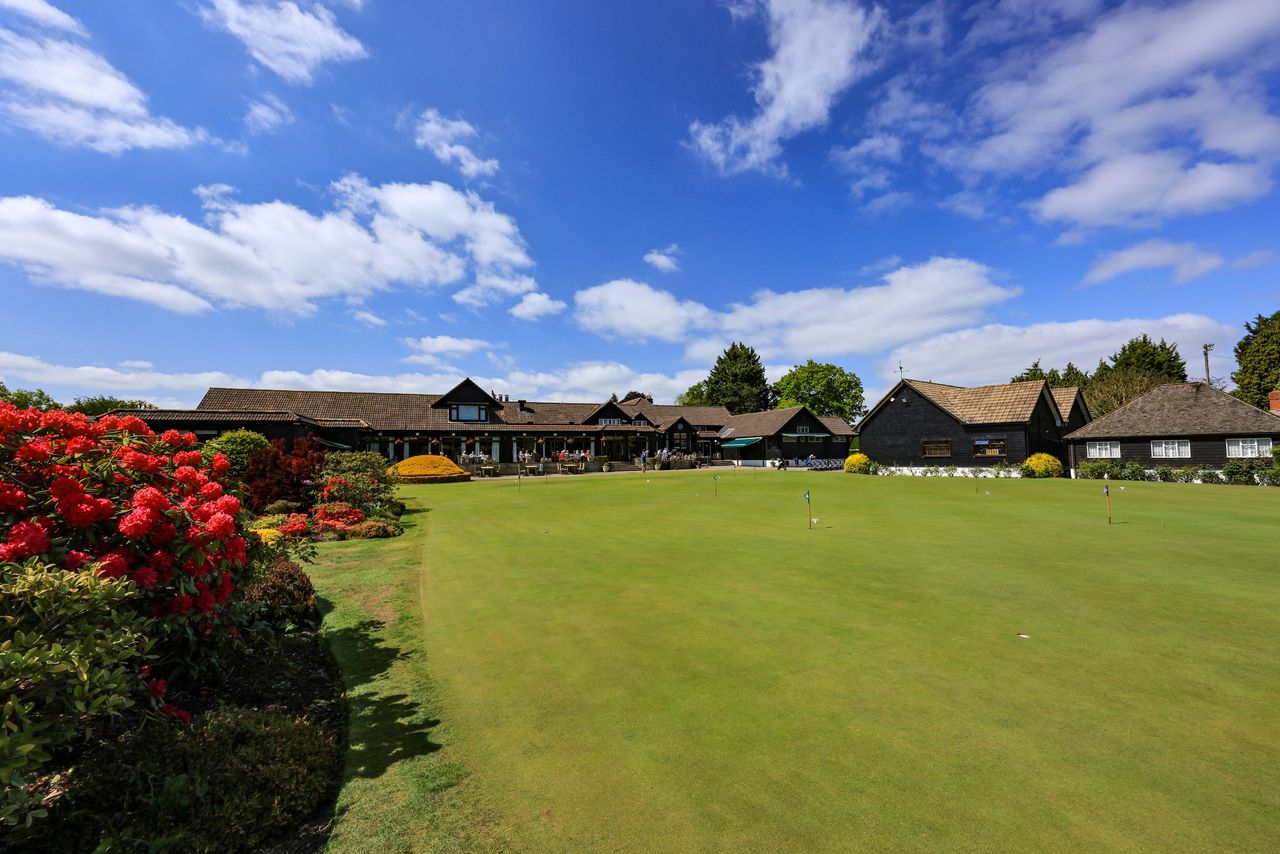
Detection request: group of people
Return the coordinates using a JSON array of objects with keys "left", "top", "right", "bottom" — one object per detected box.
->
[{"left": 514, "top": 449, "right": 592, "bottom": 464}]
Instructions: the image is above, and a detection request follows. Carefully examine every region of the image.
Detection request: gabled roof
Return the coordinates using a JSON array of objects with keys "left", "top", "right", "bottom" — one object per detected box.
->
[
  {"left": 719, "top": 406, "right": 807, "bottom": 439},
  {"left": 906, "top": 378, "right": 1053, "bottom": 424},
  {"left": 1064, "top": 382, "right": 1280, "bottom": 440},
  {"left": 430, "top": 378, "right": 505, "bottom": 409},
  {"left": 581, "top": 399, "right": 633, "bottom": 424},
  {"left": 817, "top": 415, "right": 855, "bottom": 437},
  {"left": 1051, "top": 387, "right": 1087, "bottom": 422},
  {"left": 619, "top": 398, "right": 732, "bottom": 428}
]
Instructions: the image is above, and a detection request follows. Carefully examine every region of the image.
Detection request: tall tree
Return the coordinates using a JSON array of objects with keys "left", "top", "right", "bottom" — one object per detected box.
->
[
  {"left": 66, "top": 395, "right": 157, "bottom": 417},
  {"left": 1093, "top": 334, "right": 1187, "bottom": 384},
  {"left": 703, "top": 342, "right": 774, "bottom": 414},
  {"left": 675, "top": 381, "right": 711, "bottom": 406},
  {"left": 1085, "top": 367, "right": 1164, "bottom": 417},
  {"left": 1009, "top": 360, "right": 1046, "bottom": 382},
  {"left": 619, "top": 390, "right": 653, "bottom": 403},
  {"left": 1231, "top": 309, "right": 1280, "bottom": 409},
  {"left": 0, "top": 382, "right": 60, "bottom": 411},
  {"left": 772, "top": 360, "right": 865, "bottom": 422},
  {"left": 1010, "top": 360, "right": 1091, "bottom": 388}
]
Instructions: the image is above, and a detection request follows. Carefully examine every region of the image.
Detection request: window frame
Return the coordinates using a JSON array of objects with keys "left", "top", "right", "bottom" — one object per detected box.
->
[
  {"left": 973, "top": 438, "right": 1008, "bottom": 458},
  {"left": 1226, "top": 437, "right": 1272, "bottom": 458},
  {"left": 1150, "top": 439, "right": 1190, "bottom": 459},
  {"left": 921, "top": 440, "right": 952, "bottom": 459},
  {"left": 1086, "top": 441, "right": 1121, "bottom": 459},
  {"left": 448, "top": 403, "right": 488, "bottom": 423},
  {"left": 598, "top": 417, "right": 623, "bottom": 426}
]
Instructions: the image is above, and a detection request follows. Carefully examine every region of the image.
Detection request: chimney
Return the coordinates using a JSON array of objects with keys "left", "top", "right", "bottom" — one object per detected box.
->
[
  {"left": 517, "top": 399, "right": 527, "bottom": 412},
  {"left": 1270, "top": 389, "right": 1280, "bottom": 415}
]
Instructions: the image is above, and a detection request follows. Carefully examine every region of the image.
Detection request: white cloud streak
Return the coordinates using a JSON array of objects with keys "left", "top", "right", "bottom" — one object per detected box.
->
[
  {"left": 1082, "top": 238, "right": 1224, "bottom": 286},
  {"left": 642, "top": 243, "right": 681, "bottom": 273},
  {"left": 199, "top": 0, "right": 366, "bottom": 85},
  {"left": 690, "top": 0, "right": 883, "bottom": 175},
  {"left": 0, "top": 0, "right": 84, "bottom": 34},
  {"left": 509, "top": 292, "right": 567, "bottom": 320},
  {"left": 413, "top": 108, "right": 499, "bottom": 178}
]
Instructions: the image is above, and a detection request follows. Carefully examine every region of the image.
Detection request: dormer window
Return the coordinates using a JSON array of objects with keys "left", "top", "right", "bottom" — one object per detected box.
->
[
  {"left": 600, "top": 418, "right": 623, "bottom": 426},
  {"left": 449, "top": 404, "right": 488, "bottom": 422}
]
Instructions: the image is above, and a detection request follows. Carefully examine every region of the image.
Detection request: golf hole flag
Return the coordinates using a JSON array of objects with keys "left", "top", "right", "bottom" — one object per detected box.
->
[{"left": 804, "top": 490, "right": 812, "bottom": 529}]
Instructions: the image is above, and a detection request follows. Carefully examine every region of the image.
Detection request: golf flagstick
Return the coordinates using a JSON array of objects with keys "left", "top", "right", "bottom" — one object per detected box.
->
[
  {"left": 1104, "top": 475, "right": 1112, "bottom": 524},
  {"left": 805, "top": 489, "right": 812, "bottom": 529}
]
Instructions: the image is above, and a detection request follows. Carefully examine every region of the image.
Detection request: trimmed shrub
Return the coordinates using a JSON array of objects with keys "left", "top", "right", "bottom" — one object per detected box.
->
[
  {"left": 1, "top": 560, "right": 151, "bottom": 830},
  {"left": 1200, "top": 469, "right": 1225, "bottom": 485},
  {"left": 247, "top": 513, "right": 290, "bottom": 531},
  {"left": 383, "top": 499, "right": 406, "bottom": 519},
  {"left": 1260, "top": 466, "right": 1280, "bottom": 487},
  {"left": 1020, "top": 453, "right": 1064, "bottom": 479},
  {"left": 318, "top": 451, "right": 396, "bottom": 512},
  {"left": 45, "top": 708, "right": 337, "bottom": 853},
  {"left": 389, "top": 454, "right": 470, "bottom": 483},
  {"left": 1120, "top": 461, "right": 1148, "bottom": 481},
  {"left": 1223, "top": 459, "right": 1268, "bottom": 485},
  {"left": 344, "top": 519, "right": 401, "bottom": 540},
  {"left": 243, "top": 558, "right": 317, "bottom": 628},
  {"left": 843, "top": 453, "right": 871, "bottom": 474},
  {"left": 312, "top": 501, "right": 363, "bottom": 532},
  {"left": 203, "top": 429, "right": 270, "bottom": 475},
  {"left": 1153, "top": 466, "right": 1175, "bottom": 482},
  {"left": 262, "top": 499, "right": 302, "bottom": 515}
]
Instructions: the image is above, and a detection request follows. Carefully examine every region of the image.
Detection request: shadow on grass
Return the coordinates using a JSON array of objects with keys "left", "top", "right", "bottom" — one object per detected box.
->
[{"left": 319, "top": 600, "right": 442, "bottom": 781}]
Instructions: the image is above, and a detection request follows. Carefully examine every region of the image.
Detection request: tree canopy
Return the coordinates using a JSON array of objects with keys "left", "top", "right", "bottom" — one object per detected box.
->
[
  {"left": 701, "top": 343, "right": 774, "bottom": 414},
  {"left": 772, "top": 360, "right": 864, "bottom": 422},
  {"left": 66, "top": 396, "right": 157, "bottom": 417},
  {"left": 1009, "top": 360, "right": 1091, "bottom": 389},
  {"left": 0, "top": 382, "right": 60, "bottom": 411},
  {"left": 675, "top": 380, "right": 711, "bottom": 407},
  {"left": 1231, "top": 309, "right": 1280, "bottom": 409},
  {"left": 619, "top": 390, "right": 653, "bottom": 403},
  {"left": 1093, "top": 334, "right": 1187, "bottom": 385},
  {"left": 1084, "top": 366, "right": 1166, "bottom": 417}
]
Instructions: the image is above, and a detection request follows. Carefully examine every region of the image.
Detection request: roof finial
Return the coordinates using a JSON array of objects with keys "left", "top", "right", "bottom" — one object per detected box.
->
[{"left": 895, "top": 360, "right": 907, "bottom": 381}]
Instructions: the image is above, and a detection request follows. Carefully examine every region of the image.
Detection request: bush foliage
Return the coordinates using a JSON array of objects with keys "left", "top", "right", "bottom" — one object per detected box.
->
[
  {"left": 1, "top": 560, "right": 152, "bottom": 830},
  {"left": 1020, "top": 453, "right": 1064, "bottom": 479},
  {"left": 318, "top": 451, "right": 396, "bottom": 512},
  {"left": 843, "top": 453, "right": 872, "bottom": 474},
  {"left": 344, "top": 519, "right": 401, "bottom": 540},
  {"left": 202, "top": 429, "right": 270, "bottom": 476},
  {"left": 242, "top": 439, "right": 327, "bottom": 513},
  {"left": 44, "top": 708, "right": 337, "bottom": 853},
  {"left": 243, "top": 558, "right": 318, "bottom": 628}
]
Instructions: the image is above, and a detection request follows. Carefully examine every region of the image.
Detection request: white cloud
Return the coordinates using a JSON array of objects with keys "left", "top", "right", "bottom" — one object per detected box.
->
[
  {"left": 0, "top": 173, "right": 537, "bottom": 314},
  {"left": 572, "top": 258, "right": 1018, "bottom": 362},
  {"left": 573, "top": 279, "right": 716, "bottom": 343},
  {"left": 1082, "top": 239, "right": 1224, "bottom": 286},
  {"left": 856, "top": 255, "right": 901, "bottom": 275},
  {"left": 509, "top": 291, "right": 567, "bottom": 321},
  {"left": 199, "top": 0, "right": 366, "bottom": 85},
  {"left": 117, "top": 359, "right": 154, "bottom": 370},
  {"left": 689, "top": 0, "right": 883, "bottom": 175},
  {"left": 883, "top": 313, "right": 1234, "bottom": 387},
  {"left": 0, "top": 351, "right": 246, "bottom": 397},
  {"left": 413, "top": 108, "right": 499, "bottom": 179},
  {"left": 861, "top": 190, "right": 911, "bottom": 215},
  {"left": 404, "top": 335, "right": 490, "bottom": 355},
  {"left": 452, "top": 271, "right": 536, "bottom": 309},
  {"left": 0, "top": 0, "right": 84, "bottom": 34},
  {"left": 350, "top": 309, "right": 386, "bottom": 327},
  {"left": 244, "top": 93, "right": 293, "bottom": 134},
  {"left": 1233, "top": 249, "right": 1275, "bottom": 269},
  {"left": 0, "top": 27, "right": 208, "bottom": 153},
  {"left": 643, "top": 243, "right": 681, "bottom": 273}
]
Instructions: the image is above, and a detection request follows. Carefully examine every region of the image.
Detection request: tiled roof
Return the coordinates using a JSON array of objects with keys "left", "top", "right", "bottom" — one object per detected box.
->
[
  {"left": 111, "top": 408, "right": 328, "bottom": 425},
  {"left": 905, "top": 379, "right": 1049, "bottom": 424},
  {"left": 720, "top": 406, "right": 805, "bottom": 439},
  {"left": 1065, "top": 382, "right": 1280, "bottom": 440},
  {"left": 620, "top": 398, "right": 731, "bottom": 428},
  {"left": 817, "top": 415, "right": 855, "bottom": 436},
  {"left": 1051, "top": 388, "right": 1082, "bottom": 420}
]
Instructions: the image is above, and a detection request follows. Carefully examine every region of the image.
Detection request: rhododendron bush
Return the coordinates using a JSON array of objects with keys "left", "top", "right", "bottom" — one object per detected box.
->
[{"left": 0, "top": 402, "right": 268, "bottom": 675}]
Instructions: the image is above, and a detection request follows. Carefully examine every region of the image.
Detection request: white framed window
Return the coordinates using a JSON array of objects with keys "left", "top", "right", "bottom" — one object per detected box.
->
[
  {"left": 1150, "top": 439, "right": 1190, "bottom": 459},
  {"left": 1086, "top": 441, "right": 1120, "bottom": 459},
  {"left": 796, "top": 425, "right": 810, "bottom": 433},
  {"left": 599, "top": 418, "right": 623, "bottom": 426},
  {"left": 1226, "top": 437, "right": 1272, "bottom": 458},
  {"left": 448, "top": 404, "right": 487, "bottom": 422}
]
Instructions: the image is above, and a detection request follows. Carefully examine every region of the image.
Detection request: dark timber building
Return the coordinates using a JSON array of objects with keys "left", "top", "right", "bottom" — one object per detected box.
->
[
  {"left": 1064, "top": 382, "right": 1280, "bottom": 475},
  {"left": 856, "top": 378, "right": 1083, "bottom": 469}
]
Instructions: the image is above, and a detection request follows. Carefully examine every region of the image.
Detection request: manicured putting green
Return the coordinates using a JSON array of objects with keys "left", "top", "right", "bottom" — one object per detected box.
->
[{"left": 312, "top": 471, "right": 1280, "bottom": 851}]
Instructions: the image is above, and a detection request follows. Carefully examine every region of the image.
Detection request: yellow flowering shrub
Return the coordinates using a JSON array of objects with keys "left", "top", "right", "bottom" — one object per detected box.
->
[
  {"left": 388, "top": 454, "right": 471, "bottom": 483},
  {"left": 844, "top": 452, "right": 872, "bottom": 474},
  {"left": 1020, "top": 452, "right": 1064, "bottom": 479}
]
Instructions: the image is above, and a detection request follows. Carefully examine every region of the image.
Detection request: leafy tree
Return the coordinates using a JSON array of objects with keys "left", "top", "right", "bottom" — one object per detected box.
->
[
  {"left": 773, "top": 360, "right": 865, "bottom": 421},
  {"left": 1231, "top": 309, "right": 1280, "bottom": 408},
  {"left": 1010, "top": 361, "right": 1091, "bottom": 389},
  {"left": 66, "top": 395, "right": 157, "bottom": 417},
  {"left": 1093, "top": 335, "right": 1187, "bottom": 385},
  {"left": 0, "top": 382, "right": 60, "bottom": 411},
  {"left": 619, "top": 390, "right": 653, "bottom": 403},
  {"left": 675, "top": 381, "right": 711, "bottom": 406},
  {"left": 703, "top": 343, "right": 775, "bottom": 414},
  {"left": 1085, "top": 367, "right": 1165, "bottom": 417},
  {"left": 608, "top": 392, "right": 619, "bottom": 403}
]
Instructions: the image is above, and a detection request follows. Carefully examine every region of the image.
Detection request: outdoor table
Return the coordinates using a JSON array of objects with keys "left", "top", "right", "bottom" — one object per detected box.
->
[
  {"left": 525, "top": 464, "right": 541, "bottom": 476},
  {"left": 480, "top": 465, "right": 497, "bottom": 477},
  {"left": 561, "top": 462, "right": 579, "bottom": 474}
]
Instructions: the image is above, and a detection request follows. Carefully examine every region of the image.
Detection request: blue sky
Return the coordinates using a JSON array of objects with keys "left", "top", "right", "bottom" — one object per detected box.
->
[{"left": 1, "top": 0, "right": 1277, "bottom": 408}]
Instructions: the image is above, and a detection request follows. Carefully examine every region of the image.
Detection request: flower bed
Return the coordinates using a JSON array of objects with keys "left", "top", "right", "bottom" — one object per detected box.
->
[{"left": 389, "top": 454, "right": 471, "bottom": 483}]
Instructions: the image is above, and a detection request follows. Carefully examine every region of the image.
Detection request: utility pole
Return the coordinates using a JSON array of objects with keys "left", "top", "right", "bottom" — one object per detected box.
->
[{"left": 1202, "top": 343, "right": 1213, "bottom": 385}]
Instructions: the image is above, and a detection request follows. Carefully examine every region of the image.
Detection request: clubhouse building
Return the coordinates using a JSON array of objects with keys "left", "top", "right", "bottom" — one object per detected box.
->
[{"left": 115, "top": 378, "right": 855, "bottom": 465}]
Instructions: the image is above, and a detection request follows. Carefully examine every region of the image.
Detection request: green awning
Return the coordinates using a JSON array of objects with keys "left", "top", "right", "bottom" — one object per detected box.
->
[
  {"left": 720, "top": 437, "right": 762, "bottom": 449},
  {"left": 313, "top": 437, "right": 352, "bottom": 449}
]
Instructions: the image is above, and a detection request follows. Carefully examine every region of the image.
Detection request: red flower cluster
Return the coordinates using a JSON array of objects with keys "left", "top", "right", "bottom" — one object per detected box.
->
[
  {"left": 0, "top": 402, "right": 266, "bottom": 681},
  {"left": 312, "top": 501, "right": 363, "bottom": 532}
]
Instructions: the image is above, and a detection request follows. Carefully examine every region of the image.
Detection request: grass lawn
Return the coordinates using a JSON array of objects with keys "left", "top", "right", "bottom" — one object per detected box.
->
[{"left": 309, "top": 471, "right": 1280, "bottom": 851}]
